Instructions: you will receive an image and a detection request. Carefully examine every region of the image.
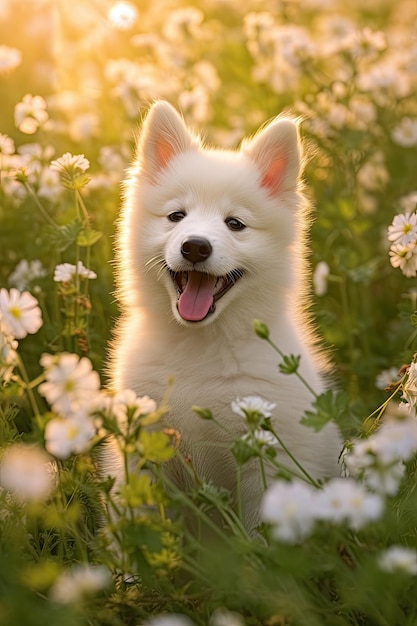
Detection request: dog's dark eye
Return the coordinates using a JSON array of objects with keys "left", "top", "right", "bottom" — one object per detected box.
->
[
  {"left": 225, "top": 217, "right": 246, "bottom": 232},
  {"left": 168, "top": 211, "right": 186, "bottom": 223}
]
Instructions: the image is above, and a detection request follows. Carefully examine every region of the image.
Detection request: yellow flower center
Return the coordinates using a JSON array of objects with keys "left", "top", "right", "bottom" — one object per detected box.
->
[
  {"left": 9, "top": 306, "right": 21, "bottom": 320},
  {"left": 402, "top": 224, "right": 412, "bottom": 234},
  {"left": 63, "top": 379, "right": 75, "bottom": 393},
  {"left": 67, "top": 423, "right": 80, "bottom": 440}
]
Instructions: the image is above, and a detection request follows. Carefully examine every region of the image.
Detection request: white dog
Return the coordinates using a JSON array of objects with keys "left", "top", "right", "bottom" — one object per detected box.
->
[{"left": 104, "top": 101, "right": 342, "bottom": 532}]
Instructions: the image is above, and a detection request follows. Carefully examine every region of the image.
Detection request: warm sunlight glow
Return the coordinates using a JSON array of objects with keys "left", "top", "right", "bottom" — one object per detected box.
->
[{"left": 107, "top": 1, "right": 138, "bottom": 30}]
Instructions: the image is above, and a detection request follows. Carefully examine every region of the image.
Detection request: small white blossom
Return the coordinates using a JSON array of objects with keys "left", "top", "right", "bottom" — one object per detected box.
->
[
  {"left": 317, "top": 478, "right": 383, "bottom": 529},
  {"left": 391, "top": 118, "right": 417, "bottom": 148},
  {"left": 143, "top": 615, "right": 195, "bottom": 626},
  {"left": 39, "top": 353, "right": 101, "bottom": 418},
  {"left": 14, "top": 94, "right": 48, "bottom": 134},
  {"left": 108, "top": 1, "right": 138, "bottom": 30},
  {"left": 378, "top": 546, "right": 417, "bottom": 575},
  {"left": 345, "top": 415, "right": 417, "bottom": 492},
  {"left": 362, "top": 461, "right": 406, "bottom": 496},
  {"left": 37, "top": 167, "right": 62, "bottom": 200},
  {"left": 50, "top": 152, "right": 90, "bottom": 174},
  {"left": 0, "top": 444, "right": 56, "bottom": 502},
  {"left": 388, "top": 213, "right": 417, "bottom": 246},
  {"left": 375, "top": 367, "right": 401, "bottom": 390},
  {"left": 0, "top": 288, "right": 43, "bottom": 339},
  {"left": 372, "top": 416, "right": 417, "bottom": 464},
  {"left": 313, "top": 261, "right": 330, "bottom": 296},
  {"left": 241, "top": 429, "right": 279, "bottom": 448},
  {"left": 45, "top": 415, "right": 96, "bottom": 459},
  {"left": 0, "top": 133, "right": 15, "bottom": 155},
  {"left": 399, "top": 192, "right": 417, "bottom": 213},
  {"left": 402, "top": 363, "right": 417, "bottom": 408},
  {"left": 0, "top": 45, "right": 22, "bottom": 75},
  {"left": 50, "top": 564, "right": 111, "bottom": 603},
  {"left": 0, "top": 318, "right": 18, "bottom": 382},
  {"left": 163, "top": 7, "right": 204, "bottom": 42},
  {"left": 8, "top": 259, "right": 47, "bottom": 291},
  {"left": 261, "top": 480, "right": 318, "bottom": 543},
  {"left": 209, "top": 608, "right": 245, "bottom": 626},
  {"left": 54, "top": 261, "right": 97, "bottom": 282},
  {"left": 231, "top": 396, "right": 276, "bottom": 419},
  {"left": 389, "top": 242, "right": 417, "bottom": 277},
  {"left": 102, "top": 390, "right": 156, "bottom": 431}
]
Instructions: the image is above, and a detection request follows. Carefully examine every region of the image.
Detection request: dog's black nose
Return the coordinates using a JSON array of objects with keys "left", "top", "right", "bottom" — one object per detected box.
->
[{"left": 181, "top": 237, "right": 212, "bottom": 263}]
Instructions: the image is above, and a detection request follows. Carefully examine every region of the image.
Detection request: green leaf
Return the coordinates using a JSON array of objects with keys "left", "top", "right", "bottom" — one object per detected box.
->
[
  {"left": 301, "top": 389, "right": 350, "bottom": 432},
  {"left": 77, "top": 228, "right": 103, "bottom": 247},
  {"left": 138, "top": 430, "right": 175, "bottom": 463},
  {"left": 279, "top": 354, "right": 301, "bottom": 375},
  {"left": 45, "top": 218, "right": 82, "bottom": 252},
  {"left": 119, "top": 473, "right": 156, "bottom": 508}
]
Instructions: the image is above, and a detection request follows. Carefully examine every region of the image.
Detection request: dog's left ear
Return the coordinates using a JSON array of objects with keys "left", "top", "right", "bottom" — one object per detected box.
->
[
  {"left": 138, "top": 101, "right": 199, "bottom": 182},
  {"left": 243, "top": 117, "right": 301, "bottom": 197}
]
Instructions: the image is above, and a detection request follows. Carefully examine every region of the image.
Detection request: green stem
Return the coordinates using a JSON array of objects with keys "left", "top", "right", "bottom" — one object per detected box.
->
[
  {"left": 236, "top": 464, "right": 243, "bottom": 522},
  {"left": 24, "top": 183, "right": 59, "bottom": 229},
  {"left": 363, "top": 378, "right": 405, "bottom": 429},
  {"left": 267, "top": 423, "right": 322, "bottom": 489},
  {"left": 76, "top": 189, "right": 91, "bottom": 223},
  {"left": 265, "top": 336, "right": 318, "bottom": 398},
  {"left": 15, "top": 353, "right": 42, "bottom": 420},
  {"left": 259, "top": 456, "right": 268, "bottom": 491},
  {"left": 162, "top": 472, "right": 236, "bottom": 546}
]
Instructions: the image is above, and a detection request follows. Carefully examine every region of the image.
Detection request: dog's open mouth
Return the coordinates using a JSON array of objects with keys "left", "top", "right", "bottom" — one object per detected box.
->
[{"left": 168, "top": 269, "right": 243, "bottom": 322}]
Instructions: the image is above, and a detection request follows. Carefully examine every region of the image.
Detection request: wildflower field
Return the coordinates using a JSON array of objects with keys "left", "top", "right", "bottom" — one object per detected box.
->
[{"left": 1, "top": 0, "right": 417, "bottom": 624}]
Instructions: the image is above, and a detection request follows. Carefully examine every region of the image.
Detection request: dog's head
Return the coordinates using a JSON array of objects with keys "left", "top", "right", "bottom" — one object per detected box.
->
[{"left": 119, "top": 101, "right": 307, "bottom": 327}]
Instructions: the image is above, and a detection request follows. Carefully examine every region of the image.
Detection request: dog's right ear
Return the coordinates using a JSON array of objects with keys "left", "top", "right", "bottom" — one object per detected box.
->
[{"left": 138, "top": 101, "right": 198, "bottom": 182}]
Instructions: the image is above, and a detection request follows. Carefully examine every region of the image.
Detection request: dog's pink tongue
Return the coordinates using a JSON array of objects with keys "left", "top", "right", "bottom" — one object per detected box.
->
[{"left": 178, "top": 272, "right": 217, "bottom": 321}]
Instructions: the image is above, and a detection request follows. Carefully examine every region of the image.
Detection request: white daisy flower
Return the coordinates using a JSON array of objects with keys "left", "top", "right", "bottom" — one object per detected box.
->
[
  {"left": 8, "top": 259, "right": 47, "bottom": 291},
  {"left": 101, "top": 389, "right": 156, "bottom": 432},
  {"left": 391, "top": 118, "right": 417, "bottom": 148},
  {"left": 50, "top": 152, "right": 90, "bottom": 174},
  {"left": 369, "top": 416, "right": 417, "bottom": 464},
  {"left": 231, "top": 396, "right": 276, "bottom": 419},
  {"left": 0, "top": 133, "right": 15, "bottom": 155},
  {"left": 387, "top": 213, "right": 417, "bottom": 246},
  {"left": 317, "top": 478, "right": 383, "bottom": 530},
  {"left": 0, "top": 288, "right": 43, "bottom": 339},
  {"left": 45, "top": 415, "right": 96, "bottom": 459},
  {"left": 362, "top": 461, "right": 405, "bottom": 496},
  {"left": 375, "top": 367, "right": 401, "bottom": 390},
  {"left": 50, "top": 564, "right": 111, "bottom": 603},
  {"left": 0, "top": 318, "right": 18, "bottom": 382},
  {"left": 402, "top": 363, "right": 417, "bottom": 408},
  {"left": 378, "top": 546, "right": 417, "bottom": 575},
  {"left": 0, "top": 45, "right": 22, "bottom": 75},
  {"left": 241, "top": 429, "right": 279, "bottom": 448},
  {"left": 14, "top": 94, "right": 48, "bottom": 134},
  {"left": 389, "top": 242, "right": 417, "bottom": 277},
  {"left": 39, "top": 353, "right": 101, "bottom": 418},
  {"left": 261, "top": 480, "right": 318, "bottom": 543},
  {"left": 53, "top": 261, "right": 97, "bottom": 282},
  {"left": 0, "top": 443, "right": 56, "bottom": 502}
]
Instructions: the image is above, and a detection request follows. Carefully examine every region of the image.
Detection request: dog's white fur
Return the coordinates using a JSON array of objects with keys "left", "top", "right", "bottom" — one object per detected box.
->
[{"left": 104, "top": 101, "right": 342, "bottom": 532}]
